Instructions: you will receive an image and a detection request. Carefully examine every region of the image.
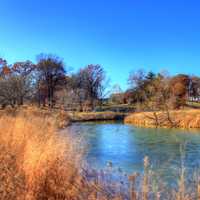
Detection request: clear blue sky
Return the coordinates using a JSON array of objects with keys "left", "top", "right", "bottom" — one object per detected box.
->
[{"left": 0, "top": 0, "right": 199, "bottom": 90}]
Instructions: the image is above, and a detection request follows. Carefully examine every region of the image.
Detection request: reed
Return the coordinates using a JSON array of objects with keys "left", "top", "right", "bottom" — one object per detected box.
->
[
  {"left": 0, "top": 111, "right": 200, "bottom": 199},
  {"left": 0, "top": 112, "right": 80, "bottom": 199}
]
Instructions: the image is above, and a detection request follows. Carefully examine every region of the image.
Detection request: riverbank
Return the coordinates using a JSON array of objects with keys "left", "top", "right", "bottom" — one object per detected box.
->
[
  {"left": 68, "top": 111, "right": 127, "bottom": 122},
  {"left": 0, "top": 106, "right": 127, "bottom": 127},
  {"left": 4, "top": 106, "right": 200, "bottom": 129},
  {"left": 125, "top": 109, "right": 200, "bottom": 128}
]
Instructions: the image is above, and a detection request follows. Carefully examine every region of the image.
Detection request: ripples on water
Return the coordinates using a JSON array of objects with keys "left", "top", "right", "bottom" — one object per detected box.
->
[{"left": 66, "top": 121, "right": 200, "bottom": 186}]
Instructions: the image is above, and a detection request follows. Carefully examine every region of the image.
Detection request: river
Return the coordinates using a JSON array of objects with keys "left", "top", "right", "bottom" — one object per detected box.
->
[{"left": 66, "top": 121, "right": 200, "bottom": 186}]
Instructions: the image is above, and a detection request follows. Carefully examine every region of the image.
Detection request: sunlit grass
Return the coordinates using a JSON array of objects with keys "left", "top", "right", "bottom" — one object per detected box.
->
[
  {"left": 68, "top": 111, "right": 126, "bottom": 121},
  {"left": 0, "top": 110, "right": 200, "bottom": 199},
  {"left": 125, "top": 109, "right": 200, "bottom": 128},
  {"left": 0, "top": 112, "right": 82, "bottom": 199}
]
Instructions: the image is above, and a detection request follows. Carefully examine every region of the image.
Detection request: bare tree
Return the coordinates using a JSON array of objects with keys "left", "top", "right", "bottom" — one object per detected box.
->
[
  {"left": 128, "top": 70, "right": 157, "bottom": 108},
  {"left": 76, "top": 64, "right": 106, "bottom": 110},
  {"left": 0, "top": 60, "right": 35, "bottom": 107},
  {"left": 36, "top": 54, "right": 66, "bottom": 107},
  {"left": 61, "top": 74, "right": 87, "bottom": 111},
  {"left": 11, "top": 61, "right": 36, "bottom": 105}
]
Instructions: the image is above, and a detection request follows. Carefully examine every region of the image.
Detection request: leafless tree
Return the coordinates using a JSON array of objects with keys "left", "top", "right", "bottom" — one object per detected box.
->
[
  {"left": 11, "top": 61, "right": 36, "bottom": 105},
  {"left": 76, "top": 64, "right": 106, "bottom": 110},
  {"left": 36, "top": 54, "right": 66, "bottom": 107}
]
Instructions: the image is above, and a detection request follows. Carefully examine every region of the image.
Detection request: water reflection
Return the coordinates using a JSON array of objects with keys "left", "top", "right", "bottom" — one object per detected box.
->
[{"left": 67, "top": 122, "right": 200, "bottom": 184}]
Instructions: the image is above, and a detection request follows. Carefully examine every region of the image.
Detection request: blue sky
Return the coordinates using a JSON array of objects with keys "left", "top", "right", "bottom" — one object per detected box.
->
[{"left": 0, "top": 0, "right": 199, "bottom": 90}]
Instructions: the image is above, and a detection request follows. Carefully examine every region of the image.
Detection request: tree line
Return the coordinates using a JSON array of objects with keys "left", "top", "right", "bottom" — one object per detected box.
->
[
  {"left": 0, "top": 54, "right": 200, "bottom": 111},
  {"left": 109, "top": 70, "right": 200, "bottom": 112},
  {"left": 0, "top": 54, "right": 106, "bottom": 111},
  {"left": 124, "top": 70, "right": 200, "bottom": 110}
]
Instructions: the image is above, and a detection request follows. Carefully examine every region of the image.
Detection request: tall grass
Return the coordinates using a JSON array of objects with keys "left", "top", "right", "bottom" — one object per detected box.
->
[
  {"left": 0, "top": 111, "right": 200, "bottom": 199},
  {"left": 0, "top": 112, "right": 82, "bottom": 199},
  {"left": 125, "top": 109, "right": 200, "bottom": 128}
]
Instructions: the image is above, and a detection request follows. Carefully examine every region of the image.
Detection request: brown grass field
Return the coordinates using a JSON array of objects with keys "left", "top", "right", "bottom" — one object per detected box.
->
[{"left": 0, "top": 109, "right": 200, "bottom": 199}]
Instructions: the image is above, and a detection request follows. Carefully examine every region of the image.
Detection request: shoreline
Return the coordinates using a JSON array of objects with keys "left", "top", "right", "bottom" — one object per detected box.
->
[
  {"left": 67, "top": 111, "right": 127, "bottom": 122},
  {"left": 0, "top": 106, "right": 127, "bottom": 127},
  {"left": 3, "top": 106, "right": 200, "bottom": 130},
  {"left": 124, "top": 109, "right": 200, "bottom": 129}
]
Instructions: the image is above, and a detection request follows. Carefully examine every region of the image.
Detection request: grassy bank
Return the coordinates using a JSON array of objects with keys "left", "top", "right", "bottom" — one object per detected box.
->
[
  {"left": 0, "top": 106, "right": 127, "bottom": 127},
  {"left": 0, "top": 106, "right": 71, "bottom": 128},
  {"left": 68, "top": 111, "right": 127, "bottom": 122},
  {"left": 125, "top": 109, "right": 200, "bottom": 128}
]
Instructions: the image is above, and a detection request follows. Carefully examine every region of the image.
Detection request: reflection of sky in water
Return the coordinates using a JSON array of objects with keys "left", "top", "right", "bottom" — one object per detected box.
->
[{"left": 66, "top": 122, "right": 200, "bottom": 184}]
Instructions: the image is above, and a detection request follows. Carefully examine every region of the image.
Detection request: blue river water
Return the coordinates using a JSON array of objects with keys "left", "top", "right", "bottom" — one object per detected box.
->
[{"left": 67, "top": 121, "right": 200, "bottom": 185}]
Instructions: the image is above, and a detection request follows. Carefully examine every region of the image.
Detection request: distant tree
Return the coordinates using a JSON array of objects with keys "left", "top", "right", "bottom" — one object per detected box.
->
[
  {"left": 0, "top": 78, "right": 16, "bottom": 107},
  {"left": 12, "top": 61, "right": 35, "bottom": 77},
  {"left": 128, "top": 70, "right": 157, "bottom": 105},
  {"left": 0, "top": 60, "right": 35, "bottom": 107},
  {"left": 11, "top": 61, "right": 36, "bottom": 105},
  {"left": 129, "top": 71, "right": 191, "bottom": 110},
  {"left": 0, "top": 58, "right": 11, "bottom": 78},
  {"left": 128, "top": 69, "right": 147, "bottom": 103},
  {"left": 189, "top": 76, "right": 200, "bottom": 102},
  {"left": 124, "top": 89, "right": 135, "bottom": 104},
  {"left": 128, "top": 69, "right": 146, "bottom": 89},
  {"left": 63, "top": 74, "right": 87, "bottom": 111},
  {"left": 77, "top": 64, "right": 106, "bottom": 110},
  {"left": 109, "top": 84, "right": 124, "bottom": 104},
  {"left": 36, "top": 54, "right": 66, "bottom": 107},
  {"left": 169, "top": 74, "right": 190, "bottom": 109}
]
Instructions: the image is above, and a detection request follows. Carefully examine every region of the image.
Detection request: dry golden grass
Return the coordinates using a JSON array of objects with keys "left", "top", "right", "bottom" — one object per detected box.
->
[
  {"left": 125, "top": 109, "right": 200, "bottom": 128},
  {"left": 0, "top": 109, "right": 200, "bottom": 199},
  {"left": 0, "top": 105, "right": 71, "bottom": 128},
  {"left": 68, "top": 111, "right": 126, "bottom": 122},
  {"left": 0, "top": 112, "right": 81, "bottom": 199}
]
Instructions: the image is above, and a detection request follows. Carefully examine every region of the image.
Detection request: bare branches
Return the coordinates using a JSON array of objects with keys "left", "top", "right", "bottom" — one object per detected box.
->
[{"left": 36, "top": 54, "right": 66, "bottom": 107}]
